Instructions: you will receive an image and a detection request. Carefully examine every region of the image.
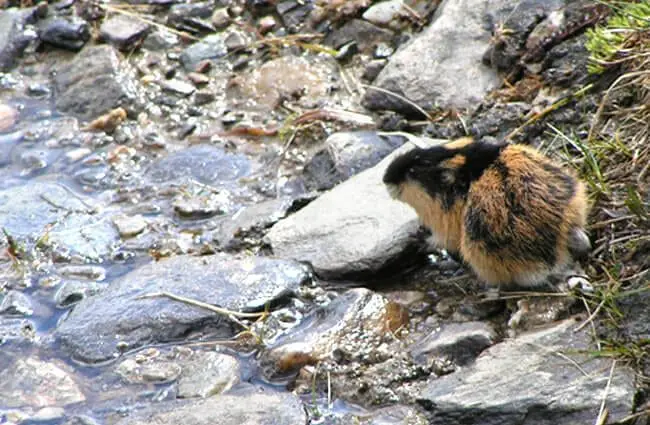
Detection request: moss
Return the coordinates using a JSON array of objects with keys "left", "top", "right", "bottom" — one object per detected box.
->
[{"left": 585, "top": 2, "right": 650, "bottom": 74}]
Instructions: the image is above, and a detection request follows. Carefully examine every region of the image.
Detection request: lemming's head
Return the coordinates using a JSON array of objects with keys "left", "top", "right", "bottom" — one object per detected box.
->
[{"left": 383, "top": 138, "right": 503, "bottom": 208}]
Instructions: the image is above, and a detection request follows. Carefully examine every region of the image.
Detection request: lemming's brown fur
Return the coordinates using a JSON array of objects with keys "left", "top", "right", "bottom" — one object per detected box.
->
[{"left": 383, "top": 138, "right": 590, "bottom": 287}]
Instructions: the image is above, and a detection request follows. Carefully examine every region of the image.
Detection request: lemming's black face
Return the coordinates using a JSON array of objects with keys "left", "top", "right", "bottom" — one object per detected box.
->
[
  {"left": 383, "top": 142, "right": 505, "bottom": 203},
  {"left": 383, "top": 146, "right": 455, "bottom": 192}
]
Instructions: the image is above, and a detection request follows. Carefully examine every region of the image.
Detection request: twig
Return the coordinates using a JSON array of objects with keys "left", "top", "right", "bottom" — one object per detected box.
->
[
  {"left": 575, "top": 297, "right": 606, "bottom": 333},
  {"left": 580, "top": 296, "right": 602, "bottom": 351},
  {"left": 135, "top": 291, "right": 265, "bottom": 318},
  {"left": 101, "top": 4, "right": 200, "bottom": 41}
]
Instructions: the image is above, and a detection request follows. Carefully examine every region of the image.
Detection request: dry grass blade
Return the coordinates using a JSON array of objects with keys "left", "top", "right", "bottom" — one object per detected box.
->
[
  {"left": 135, "top": 291, "right": 266, "bottom": 318},
  {"left": 594, "top": 360, "right": 617, "bottom": 425},
  {"left": 360, "top": 84, "right": 435, "bottom": 122},
  {"left": 100, "top": 4, "right": 200, "bottom": 41}
]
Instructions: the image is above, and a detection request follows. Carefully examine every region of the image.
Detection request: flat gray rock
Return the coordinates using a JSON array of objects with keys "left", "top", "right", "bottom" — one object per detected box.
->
[
  {"left": 99, "top": 15, "right": 151, "bottom": 51},
  {"left": 114, "top": 384, "right": 307, "bottom": 425},
  {"left": 145, "top": 144, "right": 251, "bottom": 186},
  {"left": 410, "top": 321, "right": 497, "bottom": 366},
  {"left": 0, "top": 7, "right": 40, "bottom": 72},
  {"left": 267, "top": 143, "right": 428, "bottom": 280},
  {"left": 418, "top": 319, "right": 636, "bottom": 424},
  {"left": 56, "top": 254, "right": 311, "bottom": 363},
  {"left": 362, "top": 0, "right": 511, "bottom": 113},
  {"left": 53, "top": 45, "right": 141, "bottom": 120}
]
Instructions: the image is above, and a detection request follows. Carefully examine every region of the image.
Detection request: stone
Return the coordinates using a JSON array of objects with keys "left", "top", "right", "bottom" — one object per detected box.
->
[
  {"left": 410, "top": 321, "right": 497, "bottom": 367},
  {"left": 54, "top": 45, "right": 141, "bottom": 120},
  {"left": 266, "top": 143, "right": 430, "bottom": 280},
  {"left": 113, "top": 384, "right": 307, "bottom": 425},
  {"left": 99, "top": 15, "right": 151, "bottom": 51},
  {"left": 227, "top": 55, "right": 336, "bottom": 110},
  {"left": 324, "top": 19, "right": 395, "bottom": 53},
  {"left": 161, "top": 79, "right": 196, "bottom": 96},
  {"left": 179, "top": 34, "right": 228, "bottom": 71},
  {"left": 0, "top": 182, "right": 89, "bottom": 240},
  {"left": 363, "top": 0, "right": 405, "bottom": 26},
  {"left": 55, "top": 253, "right": 311, "bottom": 363},
  {"left": 116, "top": 358, "right": 182, "bottom": 384},
  {"left": 362, "top": 0, "right": 510, "bottom": 114},
  {"left": 418, "top": 318, "right": 637, "bottom": 424},
  {"left": 261, "top": 288, "right": 409, "bottom": 377},
  {"left": 213, "top": 197, "right": 295, "bottom": 251},
  {"left": 177, "top": 351, "right": 241, "bottom": 398},
  {"left": 303, "top": 131, "right": 406, "bottom": 191},
  {"left": 112, "top": 214, "right": 147, "bottom": 238},
  {"left": 0, "top": 8, "right": 40, "bottom": 72},
  {"left": 54, "top": 280, "right": 101, "bottom": 307},
  {"left": 38, "top": 17, "right": 90, "bottom": 51},
  {"left": 145, "top": 144, "right": 251, "bottom": 186},
  {"left": 0, "top": 290, "right": 33, "bottom": 316},
  {"left": 48, "top": 214, "right": 119, "bottom": 261},
  {"left": 0, "top": 317, "right": 35, "bottom": 345},
  {"left": 211, "top": 8, "right": 231, "bottom": 29},
  {"left": 0, "top": 356, "right": 85, "bottom": 408}
]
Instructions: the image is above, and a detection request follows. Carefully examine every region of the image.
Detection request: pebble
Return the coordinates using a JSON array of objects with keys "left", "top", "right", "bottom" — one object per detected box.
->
[
  {"left": 38, "top": 17, "right": 90, "bottom": 51},
  {"left": 112, "top": 214, "right": 147, "bottom": 238},
  {"left": 211, "top": 7, "right": 231, "bottom": 29},
  {"left": 58, "top": 265, "right": 106, "bottom": 281},
  {"left": 161, "top": 79, "right": 196, "bottom": 96},
  {"left": 100, "top": 15, "right": 151, "bottom": 51},
  {"left": 362, "top": 0, "right": 405, "bottom": 26}
]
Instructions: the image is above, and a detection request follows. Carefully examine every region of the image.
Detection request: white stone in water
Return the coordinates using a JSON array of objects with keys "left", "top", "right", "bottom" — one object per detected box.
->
[{"left": 112, "top": 214, "right": 147, "bottom": 238}]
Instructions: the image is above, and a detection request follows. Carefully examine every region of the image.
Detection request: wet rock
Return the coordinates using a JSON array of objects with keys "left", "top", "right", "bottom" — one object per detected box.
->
[
  {"left": 48, "top": 214, "right": 119, "bottom": 261},
  {"left": 303, "top": 131, "right": 406, "bottom": 191},
  {"left": 0, "top": 356, "right": 85, "bottom": 408},
  {"left": 54, "top": 280, "right": 101, "bottom": 307},
  {"left": 0, "top": 290, "right": 33, "bottom": 316},
  {"left": 362, "top": 0, "right": 508, "bottom": 114},
  {"left": 99, "top": 15, "right": 151, "bottom": 51},
  {"left": 29, "top": 407, "right": 65, "bottom": 422},
  {"left": 213, "top": 197, "right": 295, "bottom": 250},
  {"left": 336, "top": 405, "right": 429, "bottom": 425},
  {"left": 38, "top": 17, "right": 90, "bottom": 51},
  {"left": 112, "top": 214, "right": 147, "bottom": 238},
  {"left": 179, "top": 34, "right": 228, "bottom": 71},
  {"left": 142, "top": 30, "right": 179, "bottom": 50},
  {"left": 410, "top": 321, "right": 497, "bottom": 367},
  {"left": 258, "top": 16, "right": 276, "bottom": 34},
  {"left": 362, "top": 0, "right": 405, "bottom": 26},
  {"left": 324, "top": 19, "right": 395, "bottom": 53},
  {"left": 145, "top": 144, "right": 251, "bottom": 186},
  {"left": 262, "top": 288, "right": 409, "bottom": 377},
  {"left": 0, "top": 317, "right": 35, "bottom": 344},
  {"left": 228, "top": 55, "right": 336, "bottom": 110},
  {"left": 116, "top": 357, "right": 182, "bottom": 384},
  {"left": 177, "top": 351, "right": 241, "bottom": 398},
  {"left": 363, "top": 59, "right": 387, "bottom": 81},
  {"left": 114, "top": 384, "right": 307, "bottom": 425},
  {"left": 224, "top": 30, "right": 248, "bottom": 52},
  {"left": 0, "top": 181, "right": 89, "bottom": 240},
  {"left": 0, "top": 8, "right": 40, "bottom": 72},
  {"left": 418, "top": 318, "right": 636, "bottom": 424},
  {"left": 267, "top": 143, "right": 429, "bottom": 280},
  {"left": 54, "top": 45, "right": 141, "bottom": 120},
  {"left": 276, "top": 1, "right": 312, "bottom": 33},
  {"left": 168, "top": 1, "right": 215, "bottom": 33},
  {"left": 173, "top": 191, "right": 230, "bottom": 219},
  {"left": 194, "top": 90, "right": 216, "bottom": 106},
  {"left": 56, "top": 254, "right": 311, "bottom": 363}
]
